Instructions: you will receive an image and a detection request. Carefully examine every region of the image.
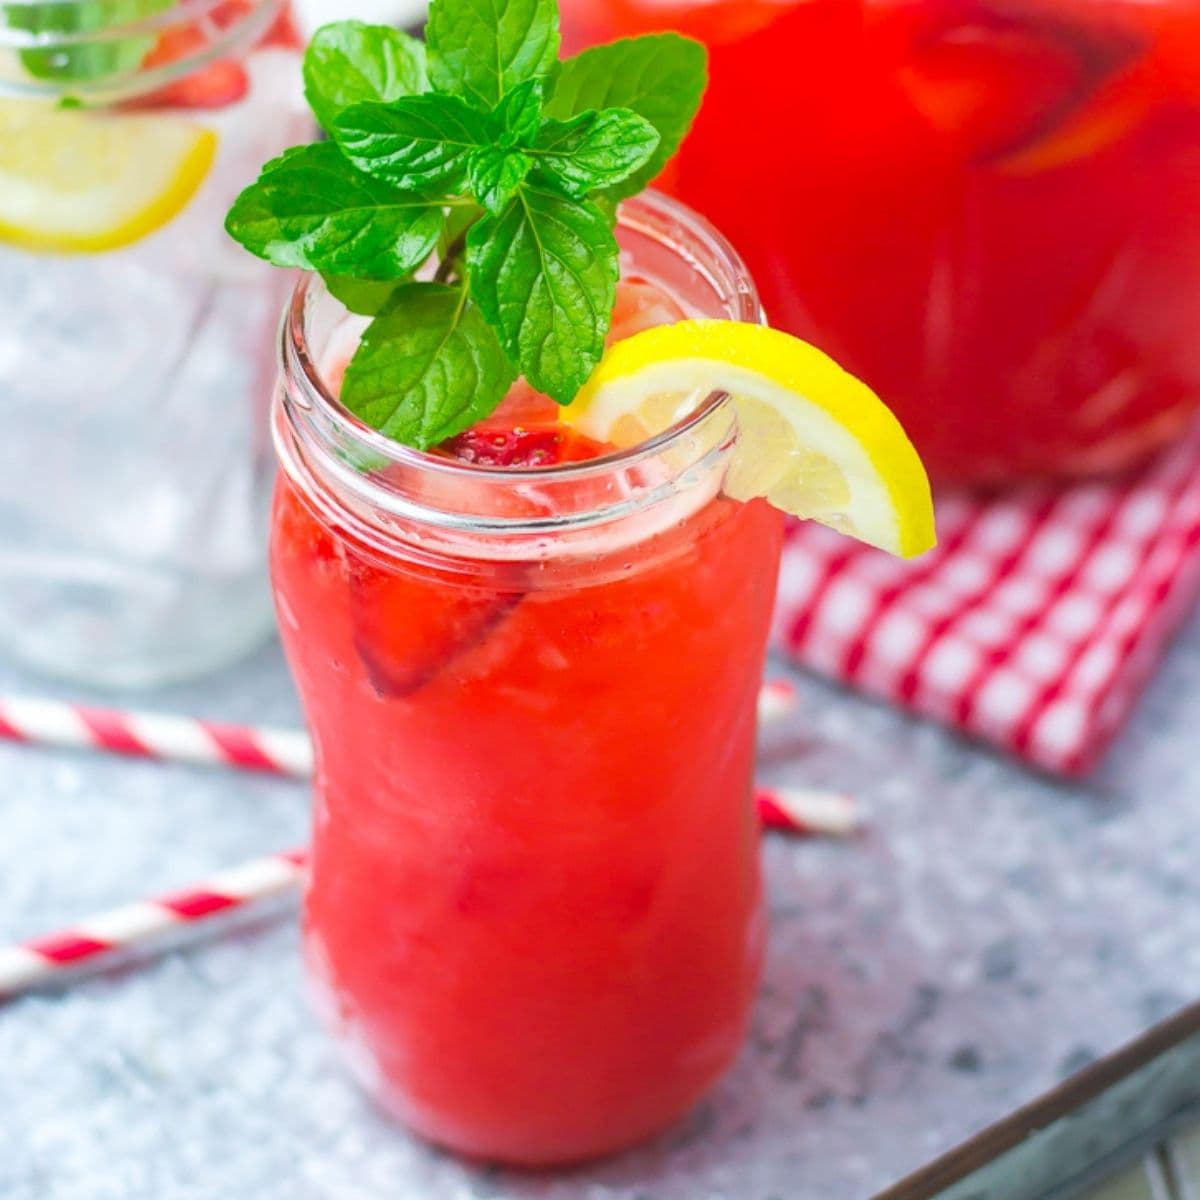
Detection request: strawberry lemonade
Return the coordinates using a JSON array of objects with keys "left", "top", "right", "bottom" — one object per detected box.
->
[
  {"left": 231, "top": 5, "right": 934, "bottom": 1166},
  {"left": 273, "top": 196, "right": 783, "bottom": 1162},
  {"left": 272, "top": 192, "right": 932, "bottom": 1164}
]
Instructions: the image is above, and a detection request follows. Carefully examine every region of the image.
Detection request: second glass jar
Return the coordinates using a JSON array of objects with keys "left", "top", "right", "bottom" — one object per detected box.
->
[{"left": 0, "top": 0, "right": 309, "bottom": 686}]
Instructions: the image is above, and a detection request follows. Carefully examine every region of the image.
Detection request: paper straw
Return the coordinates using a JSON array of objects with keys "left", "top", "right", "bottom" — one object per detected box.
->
[
  {"left": 755, "top": 786, "right": 860, "bottom": 837},
  {"left": 0, "top": 849, "right": 308, "bottom": 999},
  {"left": 0, "top": 697, "right": 313, "bottom": 776},
  {"left": 0, "top": 680, "right": 796, "bottom": 779},
  {"left": 0, "top": 786, "right": 858, "bottom": 999}
]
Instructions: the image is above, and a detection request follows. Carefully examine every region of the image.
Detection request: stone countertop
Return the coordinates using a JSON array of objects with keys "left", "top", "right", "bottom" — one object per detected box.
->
[{"left": 2, "top": 610, "right": 1199, "bottom": 1200}]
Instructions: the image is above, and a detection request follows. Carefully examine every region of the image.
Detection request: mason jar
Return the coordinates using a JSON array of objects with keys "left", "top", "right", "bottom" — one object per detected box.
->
[
  {"left": 562, "top": 0, "right": 1200, "bottom": 485},
  {"left": 272, "top": 192, "right": 785, "bottom": 1165},
  {"left": 0, "top": 0, "right": 309, "bottom": 686}
]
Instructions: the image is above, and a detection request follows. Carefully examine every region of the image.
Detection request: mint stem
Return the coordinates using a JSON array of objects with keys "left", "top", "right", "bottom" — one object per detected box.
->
[{"left": 433, "top": 223, "right": 476, "bottom": 284}]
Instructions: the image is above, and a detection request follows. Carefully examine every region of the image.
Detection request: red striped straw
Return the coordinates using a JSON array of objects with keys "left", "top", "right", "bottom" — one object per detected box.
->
[
  {"left": 0, "top": 679, "right": 797, "bottom": 779},
  {"left": 0, "top": 696, "right": 314, "bottom": 777},
  {"left": 0, "top": 786, "right": 857, "bottom": 1000},
  {"left": 0, "top": 849, "right": 308, "bottom": 999}
]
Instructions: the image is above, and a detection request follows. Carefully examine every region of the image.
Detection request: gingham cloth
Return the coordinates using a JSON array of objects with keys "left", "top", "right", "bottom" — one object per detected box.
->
[{"left": 772, "top": 422, "right": 1200, "bottom": 775}]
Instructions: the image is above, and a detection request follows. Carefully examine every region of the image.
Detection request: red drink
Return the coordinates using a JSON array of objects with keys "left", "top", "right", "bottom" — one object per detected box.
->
[
  {"left": 272, "top": 194, "right": 784, "bottom": 1164},
  {"left": 561, "top": 0, "right": 1200, "bottom": 484}
]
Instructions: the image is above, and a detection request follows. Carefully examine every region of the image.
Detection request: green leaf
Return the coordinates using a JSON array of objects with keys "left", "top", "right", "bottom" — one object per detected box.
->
[
  {"left": 303, "top": 20, "right": 428, "bottom": 133},
  {"left": 493, "top": 78, "right": 543, "bottom": 145},
  {"left": 426, "top": 0, "right": 559, "bottom": 108},
  {"left": 5, "top": 0, "right": 171, "bottom": 85},
  {"left": 224, "top": 143, "right": 442, "bottom": 281},
  {"left": 340, "top": 283, "right": 517, "bottom": 447},
  {"left": 334, "top": 93, "right": 491, "bottom": 194},
  {"left": 323, "top": 274, "right": 399, "bottom": 317},
  {"left": 466, "top": 183, "right": 618, "bottom": 403},
  {"left": 469, "top": 147, "right": 532, "bottom": 214},
  {"left": 530, "top": 107, "right": 660, "bottom": 198},
  {"left": 544, "top": 33, "right": 707, "bottom": 200}
]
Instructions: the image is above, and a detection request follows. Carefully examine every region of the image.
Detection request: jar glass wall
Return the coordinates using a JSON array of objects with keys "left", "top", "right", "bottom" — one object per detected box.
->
[
  {"left": 561, "top": 0, "right": 1200, "bottom": 485},
  {"left": 0, "top": 0, "right": 309, "bottom": 686},
  {"left": 272, "top": 192, "right": 784, "bottom": 1165}
]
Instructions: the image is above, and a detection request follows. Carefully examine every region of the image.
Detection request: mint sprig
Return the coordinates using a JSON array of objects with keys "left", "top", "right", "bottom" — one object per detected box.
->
[
  {"left": 224, "top": 0, "right": 708, "bottom": 450},
  {"left": 542, "top": 34, "right": 708, "bottom": 201},
  {"left": 225, "top": 143, "right": 443, "bottom": 280},
  {"left": 340, "top": 283, "right": 516, "bottom": 444},
  {"left": 425, "top": 0, "right": 559, "bottom": 109},
  {"left": 303, "top": 20, "right": 428, "bottom": 132},
  {"left": 468, "top": 185, "right": 617, "bottom": 402}
]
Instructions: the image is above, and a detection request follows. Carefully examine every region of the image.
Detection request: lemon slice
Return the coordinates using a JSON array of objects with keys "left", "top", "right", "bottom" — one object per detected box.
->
[
  {"left": 565, "top": 320, "right": 936, "bottom": 558},
  {"left": 0, "top": 102, "right": 217, "bottom": 254}
]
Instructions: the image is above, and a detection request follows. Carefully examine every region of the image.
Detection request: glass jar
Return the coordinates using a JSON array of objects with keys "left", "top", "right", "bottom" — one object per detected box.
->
[
  {"left": 0, "top": 0, "right": 309, "bottom": 686},
  {"left": 561, "top": 0, "right": 1200, "bottom": 486},
  {"left": 272, "top": 192, "right": 784, "bottom": 1165}
]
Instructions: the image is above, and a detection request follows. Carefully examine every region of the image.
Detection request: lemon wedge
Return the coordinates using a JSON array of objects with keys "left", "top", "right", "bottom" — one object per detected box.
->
[
  {"left": 565, "top": 320, "right": 936, "bottom": 558},
  {"left": 0, "top": 102, "right": 217, "bottom": 254}
]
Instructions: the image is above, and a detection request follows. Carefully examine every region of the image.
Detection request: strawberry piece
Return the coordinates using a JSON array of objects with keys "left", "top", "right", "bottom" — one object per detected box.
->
[
  {"left": 262, "top": 8, "right": 303, "bottom": 51},
  {"left": 137, "top": 26, "right": 250, "bottom": 110},
  {"left": 151, "top": 60, "right": 249, "bottom": 109},
  {"left": 898, "top": 21, "right": 1087, "bottom": 159},
  {"left": 991, "top": 64, "right": 1150, "bottom": 174},
  {"left": 209, "top": 0, "right": 304, "bottom": 49},
  {"left": 441, "top": 425, "right": 608, "bottom": 468},
  {"left": 349, "top": 564, "right": 521, "bottom": 698}
]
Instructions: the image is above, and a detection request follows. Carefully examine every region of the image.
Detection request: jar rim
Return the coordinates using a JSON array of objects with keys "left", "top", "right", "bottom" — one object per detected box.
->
[
  {"left": 275, "top": 190, "right": 764, "bottom": 554},
  {"left": 281, "top": 189, "right": 764, "bottom": 488},
  {"left": 0, "top": 0, "right": 282, "bottom": 100}
]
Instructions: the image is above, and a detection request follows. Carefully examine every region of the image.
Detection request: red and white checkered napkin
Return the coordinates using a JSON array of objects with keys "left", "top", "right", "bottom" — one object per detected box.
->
[{"left": 772, "top": 423, "right": 1200, "bottom": 776}]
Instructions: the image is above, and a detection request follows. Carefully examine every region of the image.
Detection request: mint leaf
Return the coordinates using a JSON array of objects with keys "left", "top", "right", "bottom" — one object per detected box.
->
[
  {"left": 5, "top": 0, "right": 171, "bottom": 85},
  {"left": 340, "top": 283, "right": 517, "bottom": 447},
  {"left": 469, "top": 148, "right": 531, "bottom": 214},
  {"left": 545, "top": 34, "right": 707, "bottom": 200},
  {"left": 334, "top": 94, "right": 491, "bottom": 194},
  {"left": 323, "top": 275, "right": 399, "bottom": 317},
  {"left": 426, "top": 0, "right": 559, "bottom": 108},
  {"left": 467, "top": 183, "right": 617, "bottom": 402},
  {"left": 493, "top": 78, "right": 543, "bottom": 144},
  {"left": 468, "top": 80, "right": 542, "bottom": 210},
  {"left": 303, "top": 21, "right": 428, "bottom": 133},
  {"left": 530, "top": 108, "right": 659, "bottom": 198},
  {"left": 225, "top": 143, "right": 442, "bottom": 280}
]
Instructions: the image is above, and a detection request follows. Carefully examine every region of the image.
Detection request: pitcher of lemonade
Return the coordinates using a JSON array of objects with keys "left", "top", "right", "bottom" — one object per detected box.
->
[{"left": 561, "top": 0, "right": 1200, "bottom": 485}]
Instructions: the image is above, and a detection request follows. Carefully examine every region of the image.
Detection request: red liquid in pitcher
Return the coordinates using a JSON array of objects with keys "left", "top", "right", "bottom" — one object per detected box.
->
[{"left": 562, "top": 0, "right": 1200, "bottom": 483}]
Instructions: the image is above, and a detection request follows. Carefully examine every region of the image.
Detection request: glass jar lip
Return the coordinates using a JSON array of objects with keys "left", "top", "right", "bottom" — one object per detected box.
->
[
  {"left": 0, "top": 0, "right": 281, "bottom": 100},
  {"left": 283, "top": 189, "right": 764, "bottom": 486},
  {"left": 1, "top": 0, "right": 227, "bottom": 44}
]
